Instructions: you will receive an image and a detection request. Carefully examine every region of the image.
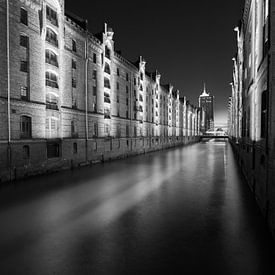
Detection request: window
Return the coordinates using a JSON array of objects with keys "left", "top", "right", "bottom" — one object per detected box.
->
[
  {"left": 105, "top": 46, "right": 110, "bottom": 59},
  {"left": 46, "top": 71, "right": 58, "bottom": 88},
  {"left": 20, "top": 35, "right": 28, "bottom": 48},
  {"left": 93, "top": 53, "right": 97, "bottom": 63},
  {"left": 46, "top": 6, "right": 58, "bottom": 27},
  {"left": 104, "top": 124, "right": 110, "bottom": 135},
  {"left": 126, "top": 86, "right": 129, "bottom": 94},
  {"left": 92, "top": 86, "right": 97, "bottom": 97},
  {"left": 20, "top": 8, "right": 28, "bottom": 25},
  {"left": 104, "top": 77, "right": 110, "bottom": 89},
  {"left": 20, "top": 61, "right": 28, "bottom": 72},
  {"left": 126, "top": 110, "right": 129, "bottom": 119},
  {"left": 23, "top": 145, "right": 30, "bottom": 159},
  {"left": 261, "top": 90, "right": 268, "bottom": 138},
  {"left": 47, "top": 142, "right": 60, "bottom": 158},
  {"left": 72, "top": 77, "right": 77, "bottom": 88},
  {"left": 45, "top": 49, "right": 58, "bottom": 67},
  {"left": 20, "top": 116, "right": 32, "bottom": 138},
  {"left": 46, "top": 28, "right": 58, "bottom": 47},
  {"left": 126, "top": 73, "right": 129, "bottom": 81},
  {"left": 72, "top": 59, "right": 76, "bottom": 69},
  {"left": 72, "top": 39, "right": 77, "bottom": 52},
  {"left": 46, "top": 94, "right": 58, "bottom": 110},
  {"left": 117, "top": 68, "right": 120, "bottom": 76},
  {"left": 134, "top": 78, "right": 136, "bottom": 85},
  {"left": 104, "top": 92, "right": 111, "bottom": 103},
  {"left": 93, "top": 123, "right": 98, "bottom": 137},
  {"left": 104, "top": 108, "right": 111, "bottom": 119},
  {"left": 73, "top": 142, "right": 77, "bottom": 154},
  {"left": 92, "top": 70, "right": 97, "bottom": 80},
  {"left": 117, "top": 94, "right": 119, "bottom": 103},
  {"left": 20, "top": 86, "right": 29, "bottom": 100},
  {"left": 104, "top": 63, "right": 111, "bottom": 74},
  {"left": 140, "top": 72, "right": 143, "bottom": 81}
]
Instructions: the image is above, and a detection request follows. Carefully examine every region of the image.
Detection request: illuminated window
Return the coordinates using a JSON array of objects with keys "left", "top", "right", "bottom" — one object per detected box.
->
[
  {"left": 45, "top": 49, "right": 58, "bottom": 67},
  {"left": 45, "top": 71, "right": 58, "bottom": 88},
  {"left": 20, "top": 8, "right": 28, "bottom": 25},
  {"left": 46, "top": 6, "right": 58, "bottom": 27}
]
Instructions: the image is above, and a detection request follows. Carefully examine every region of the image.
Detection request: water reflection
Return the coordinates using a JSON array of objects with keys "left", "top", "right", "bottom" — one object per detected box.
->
[{"left": 0, "top": 141, "right": 274, "bottom": 274}]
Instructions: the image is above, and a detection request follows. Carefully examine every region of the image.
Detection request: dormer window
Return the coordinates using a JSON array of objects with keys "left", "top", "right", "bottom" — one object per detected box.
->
[
  {"left": 46, "top": 28, "right": 58, "bottom": 47},
  {"left": 46, "top": 6, "right": 58, "bottom": 27}
]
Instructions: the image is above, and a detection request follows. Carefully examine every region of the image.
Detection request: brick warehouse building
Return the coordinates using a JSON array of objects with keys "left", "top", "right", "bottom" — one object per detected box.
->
[
  {"left": 228, "top": 0, "right": 275, "bottom": 238},
  {"left": 0, "top": 0, "right": 200, "bottom": 182}
]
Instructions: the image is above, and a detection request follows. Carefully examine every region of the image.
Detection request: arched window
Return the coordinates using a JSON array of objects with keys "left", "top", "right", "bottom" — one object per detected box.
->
[
  {"left": 20, "top": 116, "right": 32, "bottom": 138},
  {"left": 46, "top": 28, "right": 58, "bottom": 47},
  {"left": 105, "top": 46, "right": 110, "bottom": 59},
  {"left": 104, "top": 63, "right": 110, "bottom": 74},
  {"left": 45, "top": 49, "right": 58, "bottom": 67},
  {"left": 46, "top": 71, "right": 58, "bottom": 88}
]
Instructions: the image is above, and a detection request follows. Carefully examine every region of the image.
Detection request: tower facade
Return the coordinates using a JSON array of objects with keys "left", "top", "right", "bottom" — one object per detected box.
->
[{"left": 198, "top": 84, "right": 214, "bottom": 133}]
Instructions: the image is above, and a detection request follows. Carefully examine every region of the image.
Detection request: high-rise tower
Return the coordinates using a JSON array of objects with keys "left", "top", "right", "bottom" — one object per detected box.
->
[{"left": 198, "top": 84, "right": 214, "bottom": 133}]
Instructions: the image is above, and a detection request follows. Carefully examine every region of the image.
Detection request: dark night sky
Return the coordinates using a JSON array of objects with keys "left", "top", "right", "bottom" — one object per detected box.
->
[{"left": 65, "top": 0, "right": 244, "bottom": 126}]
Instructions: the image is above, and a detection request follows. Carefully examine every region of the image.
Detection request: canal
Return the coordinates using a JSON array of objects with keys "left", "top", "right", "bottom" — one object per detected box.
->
[{"left": 0, "top": 140, "right": 274, "bottom": 274}]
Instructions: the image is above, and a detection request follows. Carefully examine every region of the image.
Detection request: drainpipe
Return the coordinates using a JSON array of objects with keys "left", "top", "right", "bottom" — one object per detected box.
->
[
  {"left": 7, "top": 0, "right": 11, "bottom": 179},
  {"left": 85, "top": 24, "right": 89, "bottom": 162}
]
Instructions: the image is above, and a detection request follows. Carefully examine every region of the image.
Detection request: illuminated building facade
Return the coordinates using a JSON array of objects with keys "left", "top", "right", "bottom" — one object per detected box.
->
[
  {"left": 0, "top": 0, "right": 200, "bottom": 182},
  {"left": 198, "top": 85, "right": 214, "bottom": 133},
  {"left": 229, "top": 0, "right": 275, "bottom": 238}
]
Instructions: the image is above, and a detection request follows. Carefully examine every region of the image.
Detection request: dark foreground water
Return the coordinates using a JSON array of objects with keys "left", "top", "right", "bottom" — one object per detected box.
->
[{"left": 0, "top": 140, "right": 274, "bottom": 274}]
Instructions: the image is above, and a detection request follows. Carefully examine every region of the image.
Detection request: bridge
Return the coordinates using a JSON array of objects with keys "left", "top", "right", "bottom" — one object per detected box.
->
[
  {"left": 199, "top": 130, "right": 229, "bottom": 139},
  {"left": 200, "top": 135, "right": 229, "bottom": 139}
]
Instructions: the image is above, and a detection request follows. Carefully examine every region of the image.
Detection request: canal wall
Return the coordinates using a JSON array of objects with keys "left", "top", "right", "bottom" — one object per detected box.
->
[
  {"left": 230, "top": 139, "right": 275, "bottom": 240},
  {"left": 0, "top": 136, "right": 199, "bottom": 183}
]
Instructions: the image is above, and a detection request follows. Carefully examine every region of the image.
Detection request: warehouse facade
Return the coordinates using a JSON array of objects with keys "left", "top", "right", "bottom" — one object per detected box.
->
[{"left": 0, "top": 0, "right": 200, "bottom": 182}]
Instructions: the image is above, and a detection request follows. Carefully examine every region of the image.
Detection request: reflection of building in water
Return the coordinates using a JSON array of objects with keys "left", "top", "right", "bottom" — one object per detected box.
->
[{"left": 198, "top": 84, "right": 214, "bottom": 133}]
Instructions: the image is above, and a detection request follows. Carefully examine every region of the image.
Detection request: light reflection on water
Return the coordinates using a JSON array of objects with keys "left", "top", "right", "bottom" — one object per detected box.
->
[{"left": 0, "top": 140, "right": 274, "bottom": 274}]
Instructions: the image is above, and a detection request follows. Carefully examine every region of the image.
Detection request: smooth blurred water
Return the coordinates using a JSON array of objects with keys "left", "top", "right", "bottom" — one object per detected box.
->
[{"left": 0, "top": 140, "right": 274, "bottom": 274}]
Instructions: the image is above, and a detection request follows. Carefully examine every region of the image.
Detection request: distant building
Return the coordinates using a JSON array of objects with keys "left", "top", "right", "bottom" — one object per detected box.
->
[{"left": 198, "top": 84, "right": 214, "bottom": 133}]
